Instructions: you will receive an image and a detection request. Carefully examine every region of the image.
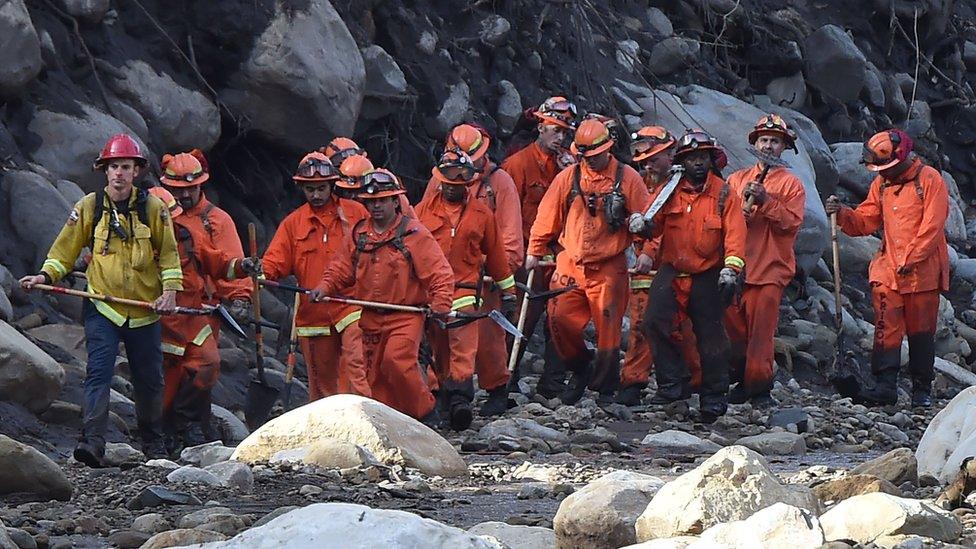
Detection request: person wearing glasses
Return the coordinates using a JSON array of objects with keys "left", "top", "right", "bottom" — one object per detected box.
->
[
  {"left": 825, "top": 129, "right": 949, "bottom": 408},
  {"left": 312, "top": 169, "right": 454, "bottom": 425},
  {"left": 257, "top": 152, "right": 372, "bottom": 401},
  {"left": 416, "top": 150, "right": 518, "bottom": 430},
  {"left": 643, "top": 130, "right": 747, "bottom": 423},
  {"left": 20, "top": 133, "right": 182, "bottom": 466},
  {"left": 724, "top": 115, "right": 806, "bottom": 408},
  {"left": 525, "top": 117, "right": 653, "bottom": 406},
  {"left": 501, "top": 97, "right": 579, "bottom": 396},
  {"left": 422, "top": 123, "right": 524, "bottom": 416}
]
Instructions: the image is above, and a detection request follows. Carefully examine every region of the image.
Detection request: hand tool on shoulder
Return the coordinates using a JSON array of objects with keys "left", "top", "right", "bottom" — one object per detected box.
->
[
  {"left": 641, "top": 165, "right": 684, "bottom": 222},
  {"left": 244, "top": 223, "right": 279, "bottom": 430}
]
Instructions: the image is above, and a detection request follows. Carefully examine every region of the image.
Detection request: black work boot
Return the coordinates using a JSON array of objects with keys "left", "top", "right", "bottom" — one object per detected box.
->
[
  {"left": 728, "top": 383, "right": 749, "bottom": 405},
  {"left": 480, "top": 387, "right": 510, "bottom": 417},
  {"left": 536, "top": 338, "right": 568, "bottom": 399},
  {"left": 858, "top": 348, "right": 900, "bottom": 406},
  {"left": 448, "top": 397, "right": 473, "bottom": 432},
  {"left": 421, "top": 407, "right": 443, "bottom": 430},
  {"left": 649, "top": 384, "right": 691, "bottom": 405},
  {"left": 614, "top": 383, "right": 646, "bottom": 406},
  {"left": 142, "top": 438, "right": 168, "bottom": 460},
  {"left": 907, "top": 333, "right": 936, "bottom": 409},
  {"left": 559, "top": 353, "right": 594, "bottom": 405},
  {"left": 73, "top": 438, "right": 105, "bottom": 468}
]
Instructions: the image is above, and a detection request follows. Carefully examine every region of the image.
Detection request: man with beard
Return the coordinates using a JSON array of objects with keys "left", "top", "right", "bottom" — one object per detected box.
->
[{"left": 644, "top": 130, "right": 746, "bottom": 422}]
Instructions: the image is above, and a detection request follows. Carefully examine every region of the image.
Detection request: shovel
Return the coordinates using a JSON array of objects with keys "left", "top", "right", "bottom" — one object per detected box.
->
[
  {"left": 282, "top": 292, "right": 301, "bottom": 409},
  {"left": 244, "top": 223, "right": 279, "bottom": 430},
  {"left": 827, "top": 212, "right": 863, "bottom": 398}
]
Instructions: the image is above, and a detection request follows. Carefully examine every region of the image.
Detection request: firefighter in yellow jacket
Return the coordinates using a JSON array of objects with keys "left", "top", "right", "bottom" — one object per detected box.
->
[{"left": 20, "top": 134, "right": 183, "bottom": 467}]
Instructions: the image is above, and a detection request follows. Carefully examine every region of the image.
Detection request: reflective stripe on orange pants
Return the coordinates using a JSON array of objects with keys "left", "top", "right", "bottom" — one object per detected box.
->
[
  {"left": 723, "top": 283, "right": 783, "bottom": 394},
  {"left": 360, "top": 310, "right": 435, "bottom": 420},
  {"left": 162, "top": 337, "right": 220, "bottom": 419},
  {"left": 621, "top": 287, "right": 702, "bottom": 389},
  {"left": 475, "top": 288, "right": 510, "bottom": 390},
  {"left": 297, "top": 323, "right": 371, "bottom": 401},
  {"left": 872, "top": 285, "right": 939, "bottom": 350},
  {"left": 547, "top": 254, "right": 628, "bottom": 363}
]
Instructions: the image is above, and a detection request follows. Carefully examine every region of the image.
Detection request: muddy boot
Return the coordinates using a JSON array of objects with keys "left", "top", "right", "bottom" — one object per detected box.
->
[
  {"left": 858, "top": 348, "right": 900, "bottom": 406},
  {"left": 727, "top": 383, "right": 749, "bottom": 405},
  {"left": 448, "top": 397, "right": 473, "bottom": 432},
  {"left": 183, "top": 422, "right": 207, "bottom": 448},
  {"left": 907, "top": 333, "right": 935, "bottom": 409},
  {"left": 649, "top": 384, "right": 690, "bottom": 405},
  {"left": 142, "top": 438, "right": 168, "bottom": 460},
  {"left": 480, "top": 387, "right": 510, "bottom": 417},
  {"left": 911, "top": 386, "right": 932, "bottom": 408},
  {"left": 559, "top": 351, "right": 594, "bottom": 405},
  {"left": 614, "top": 383, "right": 646, "bottom": 406},
  {"left": 73, "top": 438, "right": 105, "bottom": 468},
  {"left": 421, "top": 407, "right": 443, "bottom": 430}
]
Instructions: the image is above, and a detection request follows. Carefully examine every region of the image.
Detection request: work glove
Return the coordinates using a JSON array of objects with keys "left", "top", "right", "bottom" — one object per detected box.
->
[
  {"left": 628, "top": 213, "right": 652, "bottom": 237},
  {"left": 500, "top": 293, "right": 519, "bottom": 323},
  {"left": 633, "top": 253, "right": 655, "bottom": 275},
  {"left": 237, "top": 256, "right": 263, "bottom": 277},
  {"left": 717, "top": 267, "right": 740, "bottom": 307},
  {"left": 743, "top": 181, "right": 767, "bottom": 206},
  {"left": 227, "top": 298, "right": 252, "bottom": 326},
  {"left": 824, "top": 195, "right": 842, "bottom": 215}
]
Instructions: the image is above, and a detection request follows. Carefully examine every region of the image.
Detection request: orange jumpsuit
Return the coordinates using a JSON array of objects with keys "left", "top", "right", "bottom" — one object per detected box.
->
[
  {"left": 181, "top": 195, "right": 252, "bottom": 333},
  {"left": 262, "top": 199, "right": 372, "bottom": 400},
  {"left": 316, "top": 214, "right": 454, "bottom": 420},
  {"left": 836, "top": 158, "right": 949, "bottom": 391},
  {"left": 724, "top": 164, "right": 806, "bottom": 396},
  {"left": 620, "top": 174, "right": 703, "bottom": 390},
  {"left": 424, "top": 161, "right": 523, "bottom": 391},
  {"left": 416, "top": 192, "right": 515, "bottom": 400},
  {"left": 528, "top": 157, "right": 651, "bottom": 394},
  {"left": 162, "top": 217, "right": 238, "bottom": 430},
  {"left": 646, "top": 172, "right": 747, "bottom": 413}
]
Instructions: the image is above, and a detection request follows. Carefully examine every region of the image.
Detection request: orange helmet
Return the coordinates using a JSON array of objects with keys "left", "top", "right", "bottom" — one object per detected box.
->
[
  {"left": 149, "top": 186, "right": 182, "bottom": 217},
  {"left": 188, "top": 148, "right": 210, "bottom": 173},
  {"left": 535, "top": 96, "right": 578, "bottom": 130},
  {"left": 336, "top": 154, "right": 374, "bottom": 190},
  {"left": 293, "top": 151, "right": 340, "bottom": 183},
  {"left": 571, "top": 118, "right": 614, "bottom": 157},
  {"left": 321, "top": 137, "right": 364, "bottom": 167},
  {"left": 359, "top": 169, "right": 406, "bottom": 199},
  {"left": 432, "top": 149, "right": 479, "bottom": 185},
  {"left": 862, "top": 129, "right": 912, "bottom": 172},
  {"left": 748, "top": 114, "right": 798, "bottom": 152},
  {"left": 160, "top": 153, "right": 209, "bottom": 187},
  {"left": 446, "top": 124, "right": 490, "bottom": 162},
  {"left": 95, "top": 133, "right": 147, "bottom": 169},
  {"left": 630, "top": 126, "right": 676, "bottom": 163}
]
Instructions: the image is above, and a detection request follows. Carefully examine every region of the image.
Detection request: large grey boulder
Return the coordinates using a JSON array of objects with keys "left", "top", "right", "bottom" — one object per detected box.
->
[
  {"left": 0, "top": 434, "right": 72, "bottom": 501},
  {"left": 649, "top": 37, "right": 699, "bottom": 76},
  {"left": 232, "top": 394, "right": 467, "bottom": 477},
  {"left": 360, "top": 45, "right": 407, "bottom": 120},
  {"left": 635, "top": 446, "right": 820, "bottom": 541},
  {"left": 852, "top": 448, "right": 918, "bottom": 486},
  {"left": 831, "top": 142, "right": 875, "bottom": 198},
  {"left": 803, "top": 25, "right": 867, "bottom": 102},
  {"left": 765, "top": 73, "right": 807, "bottom": 110},
  {"left": 27, "top": 103, "right": 148, "bottom": 192},
  {"left": 637, "top": 86, "right": 828, "bottom": 276},
  {"left": 222, "top": 0, "right": 365, "bottom": 151},
  {"left": 554, "top": 470, "right": 664, "bottom": 549},
  {"left": 59, "top": 0, "right": 110, "bottom": 22},
  {"left": 188, "top": 503, "right": 503, "bottom": 548},
  {"left": 820, "top": 493, "right": 961, "bottom": 544},
  {"left": 5, "top": 170, "right": 72, "bottom": 268},
  {"left": 106, "top": 60, "right": 220, "bottom": 152},
  {"left": 0, "top": 0, "right": 42, "bottom": 96},
  {"left": 916, "top": 386, "right": 976, "bottom": 484},
  {"left": 468, "top": 522, "right": 554, "bottom": 549},
  {"left": 0, "top": 320, "right": 64, "bottom": 413},
  {"left": 436, "top": 82, "right": 471, "bottom": 135}
]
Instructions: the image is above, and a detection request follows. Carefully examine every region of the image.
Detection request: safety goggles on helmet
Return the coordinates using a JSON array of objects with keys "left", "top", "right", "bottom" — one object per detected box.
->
[
  {"left": 436, "top": 149, "right": 477, "bottom": 182},
  {"left": 574, "top": 132, "right": 612, "bottom": 155},
  {"left": 630, "top": 128, "right": 674, "bottom": 157},
  {"left": 677, "top": 131, "right": 717, "bottom": 151},
  {"left": 163, "top": 167, "right": 206, "bottom": 183},
  {"left": 296, "top": 157, "right": 338, "bottom": 179},
  {"left": 361, "top": 171, "right": 400, "bottom": 195},
  {"left": 328, "top": 147, "right": 363, "bottom": 167},
  {"left": 541, "top": 97, "right": 578, "bottom": 117}
]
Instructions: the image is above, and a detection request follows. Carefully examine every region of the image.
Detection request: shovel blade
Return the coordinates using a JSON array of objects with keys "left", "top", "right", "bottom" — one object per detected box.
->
[{"left": 244, "top": 375, "right": 280, "bottom": 430}]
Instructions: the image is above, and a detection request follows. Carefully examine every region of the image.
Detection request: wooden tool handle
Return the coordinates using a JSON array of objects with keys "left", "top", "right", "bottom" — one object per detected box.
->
[
  {"left": 507, "top": 269, "right": 535, "bottom": 372},
  {"left": 285, "top": 292, "right": 300, "bottom": 383},
  {"left": 248, "top": 223, "right": 265, "bottom": 377},
  {"left": 830, "top": 212, "right": 843, "bottom": 329}
]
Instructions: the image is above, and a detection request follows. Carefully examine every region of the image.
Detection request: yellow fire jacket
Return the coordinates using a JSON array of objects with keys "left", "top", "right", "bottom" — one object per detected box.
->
[{"left": 41, "top": 188, "right": 183, "bottom": 327}]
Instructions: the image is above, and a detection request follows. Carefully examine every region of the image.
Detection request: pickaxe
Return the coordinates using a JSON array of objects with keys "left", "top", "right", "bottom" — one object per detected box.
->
[
  {"left": 258, "top": 279, "right": 524, "bottom": 338},
  {"left": 742, "top": 148, "right": 790, "bottom": 211}
]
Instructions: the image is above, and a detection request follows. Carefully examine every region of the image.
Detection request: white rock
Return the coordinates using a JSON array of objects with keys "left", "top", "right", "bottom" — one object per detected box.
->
[
  {"left": 102, "top": 442, "right": 145, "bottom": 466},
  {"left": 166, "top": 465, "right": 221, "bottom": 487},
  {"left": 734, "top": 432, "right": 806, "bottom": 456},
  {"left": 699, "top": 503, "right": 824, "bottom": 548},
  {"left": 145, "top": 459, "right": 180, "bottom": 469},
  {"left": 0, "top": 321, "right": 64, "bottom": 413},
  {"left": 642, "top": 430, "right": 722, "bottom": 454},
  {"left": 205, "top": 461, "right": 254, "bottom": 492},
  {"left": 635, "top": 446, "right": 820, "bottom": 541},
  {"left": 232, "top": 395, "right": 466, "bottom": 477},
  {"left": 131, "top": 512, "right": 171, "bottom": 534},
  {"left": 480, "top": 418, "right": 569, "bottom": 444},
  {"left": 467, "top": 522, "right": 555, "bottom": 549},
  {"left": 554, "top": 470, "right": 664, "bottom": 549},
  {"left": 301, "top": 437, "right": 376, "bottom": 469},
  {"left": 181, "top": 441, "right": 236, "bottom": 467},
  {"left": 188, "top": 503, "right": 503, "bottom": 548},
  {"left": 619, "top": 538, "right": 700, "bottom": 549},
  {"left": 916, "top": 386, "right": 976, "bottom": 483},
  {"left": 820, "top": 493, "right": 962, "bottom": 543}
]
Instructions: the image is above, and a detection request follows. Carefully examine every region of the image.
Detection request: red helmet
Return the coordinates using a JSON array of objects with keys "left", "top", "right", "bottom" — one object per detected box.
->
[
  {"left": 747, "top": 114, "right": 798, "bottom": 152},
  {"left": 862, "top": 129, "right": 913, "bottom": 172},
  {"left": 535, "top": 96, "right": 578, "bottom": 130},
  {"left": 321, "top": 137, "right": 364, "bottom": 167},
  {"left": 95, "top": 133, "right": 147, "bottom": 168}
]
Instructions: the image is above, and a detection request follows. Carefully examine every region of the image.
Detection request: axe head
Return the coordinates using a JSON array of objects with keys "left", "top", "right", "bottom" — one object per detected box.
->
[
  {"left": 214, "top": 304, "right": 247, "bottom": 339},
  {"left": 748, "top": 147, "right": 790, "bottom": 168}
]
